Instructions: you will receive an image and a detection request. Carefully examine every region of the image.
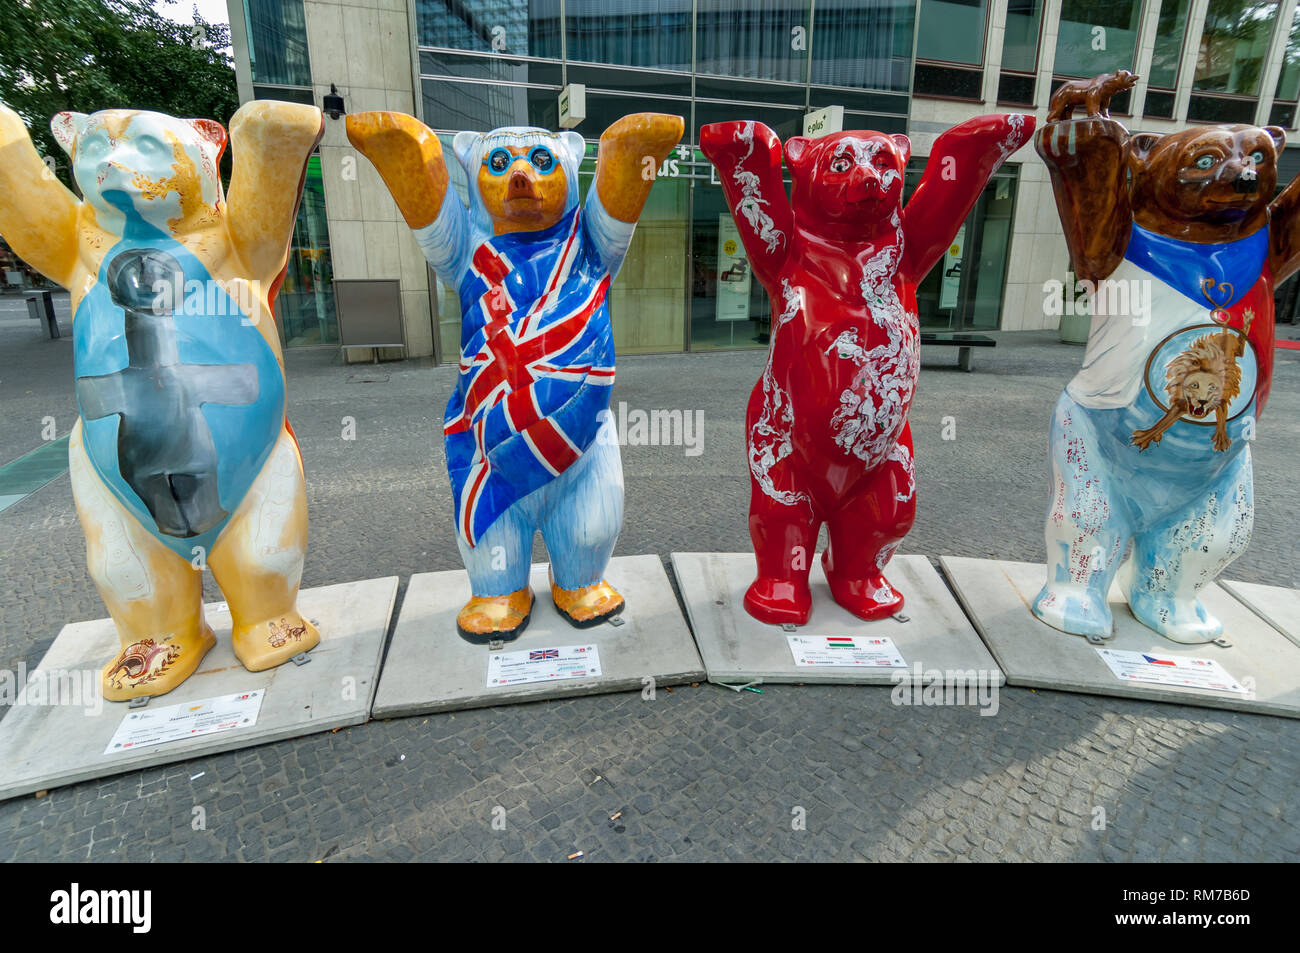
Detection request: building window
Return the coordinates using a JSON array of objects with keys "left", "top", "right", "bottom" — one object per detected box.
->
[
  {"left": 277, "top": 156, "right": 339, "bottom": 347},
  {"left": 565, "top": 0, "right": 691, "bottom": 70},
  {"left": 695, "top": 0, "right": 809, "bottom": 84},
  {"left": 1191, "top": 0, "right": 1279, "bottom": 123},
  {"left": 244, "top": 0, "right": 311, "bottom": 87},
  {"left": 916, "top": 0, "right": 988, "bottom": 65},
  {"left": 1194, "top": 0, "right": 1278, "bottom": 95},
  {"left": 1053, "top": 0, "right": 1142, "bottom": 80},
  {"left": 810, "top": 0, "right": 915, "bottom": 92},
  {"left": 416, "top": 0, "right": 562, "bottom": 58},
  {"left": 1147, "top": 0, "right": 1191, "bottom": 89},
  {"left": 420, "top": 77, "right": 561, "bottom": 131},
  {"left": 905, "top": 164, "right": 1020, "bottom": 331},
  {"left": 1271, "top": 3, "right": 1300, "bottom": 128},
  {"left": 1002, "top": 0, "right": 1044, "bottom": 72}
]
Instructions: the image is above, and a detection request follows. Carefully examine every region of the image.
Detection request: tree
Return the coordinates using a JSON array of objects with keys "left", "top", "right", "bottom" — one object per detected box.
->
[{"left": 0, "top": 0, "right": 238, "bottom": 187}]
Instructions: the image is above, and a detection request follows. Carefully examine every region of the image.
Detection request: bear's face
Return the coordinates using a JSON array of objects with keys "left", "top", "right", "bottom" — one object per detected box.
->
[
  {"left": 785, "top": 132, "right": 911, "bottom": 228},
  {"left": 453, "top": 127, "right": 584, "bottom": 236},
  {"left": 52, "top": 110, "right": 226, "bottom": 236},
  {"left": 1129, "top": 125, "right": 1284, "bottom": 236}
]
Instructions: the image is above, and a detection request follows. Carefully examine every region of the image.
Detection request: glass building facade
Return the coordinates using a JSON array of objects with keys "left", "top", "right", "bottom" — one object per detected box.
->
[
  {"left": 232, "top": 0, "right": 1300, "bottom": 352},
  {"left": 416, "top": 0, "right": 921, "bottom": 356}
]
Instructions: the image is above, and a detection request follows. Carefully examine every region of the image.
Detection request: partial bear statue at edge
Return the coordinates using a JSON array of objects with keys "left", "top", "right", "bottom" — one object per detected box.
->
[
  {"left": 1033, "top": 69, "right": 1293, "bottom": 644},
  {"left": 0, "top": 100, "right": 324, "bottom": 700}
]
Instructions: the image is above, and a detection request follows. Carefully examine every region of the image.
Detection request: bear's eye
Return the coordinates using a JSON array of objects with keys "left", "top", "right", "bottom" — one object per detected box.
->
[
  {"left": 1195, "top": 155, "right": 1215, "bottom": 170},
  {"left": 829, "top": 156, "right": 851, "bottom": 173},
  {"left": 528, "top": 145, "right": 555, "bottom": 173},
  {"left": 486, "top": 148, "right": 512, "bottom": 174},
  {"left": 1250, "top": 150, "right": 1265, "bottom": 164}
]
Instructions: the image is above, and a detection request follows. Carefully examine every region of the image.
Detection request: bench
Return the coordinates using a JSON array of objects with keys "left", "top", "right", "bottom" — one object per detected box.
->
[{"left": 920, "top": 332, "right": 995, "bottom": 371}]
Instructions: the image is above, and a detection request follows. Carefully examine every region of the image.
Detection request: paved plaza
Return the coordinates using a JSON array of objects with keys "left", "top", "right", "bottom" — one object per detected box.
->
[{"left": 1, "top": 291, "right": 1297, "bottom": 862}]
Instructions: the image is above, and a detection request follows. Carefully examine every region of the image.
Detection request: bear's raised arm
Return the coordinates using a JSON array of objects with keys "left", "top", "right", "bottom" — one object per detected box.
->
[
  {"left": 1267, "top": 132, "right": 1300, "bottom": 283},
  {"left": 700, "top": 121, "right": 794, "bottom": 289},
  {"left": 590, "top": 112, "right": 684, "bottom": 277},
  {"left": 1034, "top": 72, "right": 1140, "bottom": 286},
  {"left": 346, "top": 111, "right": 469, "bottom": 284},
  {"left": 900, "top": 113, "right": 1034, "bottom": 285},
  {"left": 0, "top": 103, "right": 81, "bottom": 290},
  {"left": 346, "top": 112, "right": 454, "bottom": 232},
  {"left": 226, "top": 101, "right": 325, "bottom": 283},
  {"left": 594, "top": 113, "right": 684, "bottom": 223}
]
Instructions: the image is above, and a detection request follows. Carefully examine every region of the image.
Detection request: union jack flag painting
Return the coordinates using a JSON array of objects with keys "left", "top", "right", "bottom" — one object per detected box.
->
[
  {"left": 530, "top": 649, "right": 560, "bottom": 660},
  {"left": 445, "top": 207, "right": 616, "bottom": 547}
]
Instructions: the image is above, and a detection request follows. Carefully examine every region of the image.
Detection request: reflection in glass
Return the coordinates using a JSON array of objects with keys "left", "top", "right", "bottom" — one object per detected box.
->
[
  {"left": 421, "top": 78, "right": 558, "bottom": 131},
  {"left": 1194, "top": 0, "right": 1279, "bottom": 95},
  {"left": 245, "top": 0, "right": 311, "bottom": 87},
  {"left": 1147, "top": 0, "right": 1191, "bottom": 89},
  {"left": 1273, "top": 4, "right": 1300, "bottom": 103},
  {"left": 416, "top": 0, "right": 562, "bottom": 58},
  {"left": 277, "top": 156, "right": 338, "bottom": 347},
  {"left": 696, "top": 0, "right": 809, "bottom": 83},
  {"left": 1053, "top": 0, "right": 1142, "bottom": 77},
  {"left": 916, "top": 0, "right": 988, "bottom": 65},
  {"left": 565, "top": 0, "right": 691, "bottom": 70},
  {"left": 811, "top": 0, "right": 915, "bottom": 91},
  {"left": 1001, "top": 0, "right": 1044, "bottom": 73}
]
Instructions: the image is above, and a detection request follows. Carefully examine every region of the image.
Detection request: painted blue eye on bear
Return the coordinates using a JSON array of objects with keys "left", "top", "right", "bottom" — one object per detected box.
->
[
  {"left": 1195, "top": 155, "right": 1215, "bottom": 170},
  {"left": 528, "top": 145, "right": 555, "bottom": 173},
  {"left": 485, "top": 147, "right": 513, "bottom": 175},
  {"left": 1250, "top": 150, "right": 1265, "bottom": 164}
]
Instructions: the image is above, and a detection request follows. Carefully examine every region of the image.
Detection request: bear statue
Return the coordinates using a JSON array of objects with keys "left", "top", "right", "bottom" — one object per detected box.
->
[
  {"left": 701, "top": 114, "right": 1034, "bottom": 625},
  {"left": 0, "top": 101, "right": 324, "bottom": 699},
  {"left": 346, "top": 111, "right": 683, "bottom": 642},
  {"left": 1033, "top": 70, "right": 1294, "bottom": 643}
]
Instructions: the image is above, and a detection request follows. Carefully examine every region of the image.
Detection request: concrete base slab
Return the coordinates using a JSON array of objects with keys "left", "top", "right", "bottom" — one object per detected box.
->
[
  {"left": 1220, "top": 579, "right": 1300, "bottom": 649},
  {"left": 941, "top": 557, "right": 1300, "bottom": 718},
  {"left": 670, "top": 553, "right": 1002, "bottom": 686},
  {"left": 372, "top": 554, "right": 704, "bottom": 717},
  {"left": 0, "top": 576, "right": 398, "bottom": 801}
]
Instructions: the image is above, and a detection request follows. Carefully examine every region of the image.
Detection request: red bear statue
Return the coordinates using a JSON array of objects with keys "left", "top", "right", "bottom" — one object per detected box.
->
[{"left": 701, "top": 115, "right": 1034, "bottom": 625}]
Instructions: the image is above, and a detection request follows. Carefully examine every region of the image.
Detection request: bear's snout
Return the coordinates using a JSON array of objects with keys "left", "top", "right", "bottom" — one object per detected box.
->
[{"left": 1233, "top": 170, "right": 1257, "bottom": 193}]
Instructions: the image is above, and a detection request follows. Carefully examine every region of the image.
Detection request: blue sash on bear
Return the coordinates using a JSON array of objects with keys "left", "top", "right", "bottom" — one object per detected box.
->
[
  {"left": 444, "top": 207, "right": 616, "bottom": 548},
  {"left": 1124, "top": 222, "right": 1269, "bottom": 311},
  {"left": 73, "top": 199, "right": 285, "bottom": 559}
]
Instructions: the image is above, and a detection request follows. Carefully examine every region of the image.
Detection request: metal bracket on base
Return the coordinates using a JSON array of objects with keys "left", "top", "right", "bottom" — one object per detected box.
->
[
  {"left": 608, "top": 615, "right": 626, "bottom": 627},
  {"left": 291, "top": 653, "right": 312, "bottom": 667},
  {"left": 893, "top": 613, "right": 910, "bottom": 623},
  {"left": 1085, "top": 632, "right": 1112, "bottom": 645},
  {"left": 1214, "top": 637, "right": 1233, "bottom": 648},
  {"left": 128, "top": 696, "right": 149, "bottom": 710},
  {"left": 781, "top": 623, "right": 797, "bottom": 632},
  {"left": 488, "top": 639, "right": 505, "bottom": 651}
]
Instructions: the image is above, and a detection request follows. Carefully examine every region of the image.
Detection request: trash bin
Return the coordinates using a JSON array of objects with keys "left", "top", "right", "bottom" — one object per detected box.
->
[{"left": 26, "top": 291, "right": 59, "bottom": 339}]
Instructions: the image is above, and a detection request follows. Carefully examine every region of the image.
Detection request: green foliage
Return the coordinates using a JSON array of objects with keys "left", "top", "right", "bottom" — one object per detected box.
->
[{"left": 0, "top": 0, "right": 238, "bottom": 186}]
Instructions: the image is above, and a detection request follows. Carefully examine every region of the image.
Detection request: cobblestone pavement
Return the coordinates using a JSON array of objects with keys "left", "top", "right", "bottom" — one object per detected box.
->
[{"left": 0, "top": 291, "right": 1297, "bottom": 862}]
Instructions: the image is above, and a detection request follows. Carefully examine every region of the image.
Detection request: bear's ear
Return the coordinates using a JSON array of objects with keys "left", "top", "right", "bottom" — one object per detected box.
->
[
  {"left": 50, "top": 112, "right": 90, "bottom": 157},
  {"left": 892, "top": 134, "right": 911, "bottom": 165},
  {"left": 188, "top": 118, "right": 228, "bottom": 163},
  {"left": 784, "top": 136, "right": 814, "bottom": 171},
  {"left": 1265, "top": 125, "right": 1287, "bottom": 153},
  {"left": 452, "top": 130, "right": 481, "bottom": 171},
  {"left": 1128, "top": 131, "right": 1162, "bottom": 165},
  {"left": 557, "top": 130, "right": 585, "bottom": 169}
]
